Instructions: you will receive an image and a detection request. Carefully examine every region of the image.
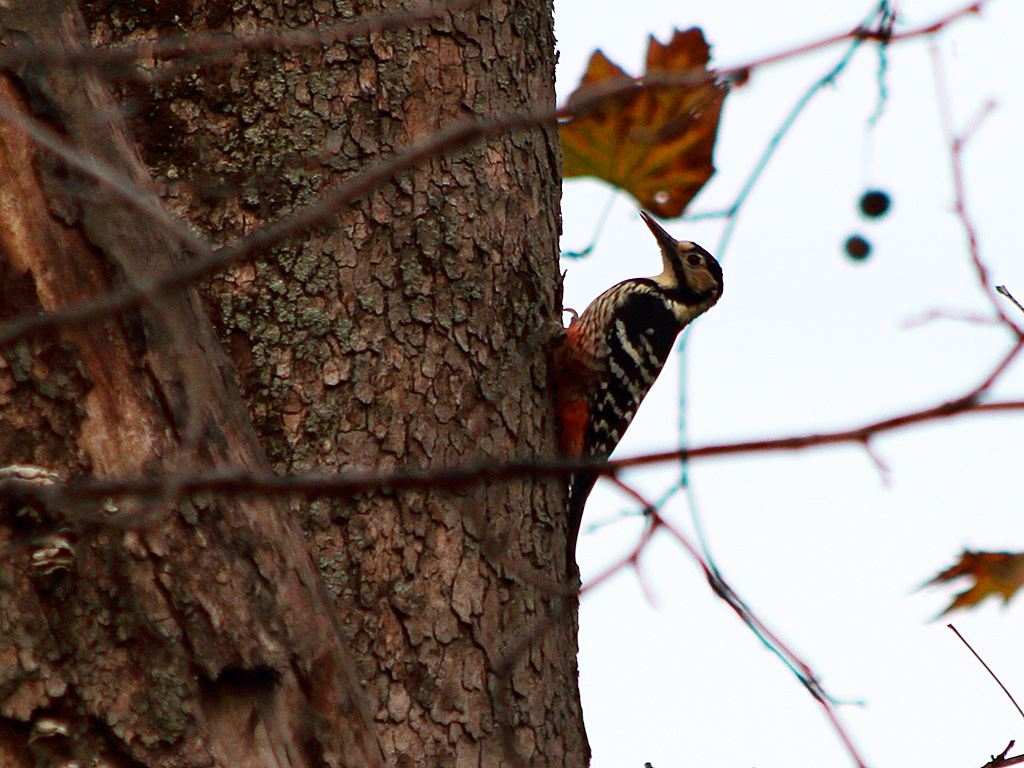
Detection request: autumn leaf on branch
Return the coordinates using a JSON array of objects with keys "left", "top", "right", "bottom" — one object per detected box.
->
[
  {"left": 559, "top": 28, "right": 727, "bottom": 219},
  {"left": 926, "top": 550, "right": 1024, "bottom": 615}
]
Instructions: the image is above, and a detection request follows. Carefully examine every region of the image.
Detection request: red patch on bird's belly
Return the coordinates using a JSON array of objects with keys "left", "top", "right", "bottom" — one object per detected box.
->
[
  {"left": 558, "top": 397, "right": 589, "bottom": 458},
  {"left": 548, "top": 319, "right": 601, "bottom": 458}
]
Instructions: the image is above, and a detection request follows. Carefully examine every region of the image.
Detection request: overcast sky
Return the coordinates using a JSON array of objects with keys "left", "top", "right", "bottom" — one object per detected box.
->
[{"left": 552, "top": 1, "right": 1024, "bottom": 766}]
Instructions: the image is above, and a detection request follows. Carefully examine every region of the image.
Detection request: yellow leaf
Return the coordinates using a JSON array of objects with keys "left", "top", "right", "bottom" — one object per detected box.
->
[
  {"left": 560, "top": 28, "right": 727, "bottom": 219},
  {"left": 927, "top": 550, "right": 1024, "bottom": 615}
]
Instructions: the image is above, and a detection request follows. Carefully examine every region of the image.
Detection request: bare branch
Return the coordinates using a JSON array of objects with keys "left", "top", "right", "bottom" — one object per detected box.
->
[
  {"left": 930, "top": 43, "right": 1019, "bottom": 337},
  {"left": 949, "top": 625, "right": 1024, "bottom": 722},
  {"left": 719, "top": 1, "right": 984, "bottom": 76},
  {"left": 3, "top": 396, "right": 1020, "bottom": 511},
  {"left": 997, "top": 286, "right": 1024, "bottom": 316},
  {"left": 903, "top": 308, "right": 1003, "bottom": 328},
  {"left": 0, "top": 0, "right": 480, "bottom": 73}
]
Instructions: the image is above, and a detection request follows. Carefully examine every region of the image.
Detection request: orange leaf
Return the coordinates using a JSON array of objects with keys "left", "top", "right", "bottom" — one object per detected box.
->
[
  {"left": 560, "top": 28, "right": 727, "bottom": 219},
  {"left": 926, "top": 550, "right": 1024, "bottom": 615}
]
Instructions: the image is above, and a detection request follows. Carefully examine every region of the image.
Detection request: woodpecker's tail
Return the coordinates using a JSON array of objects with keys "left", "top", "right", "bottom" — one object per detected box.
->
[{"left": 566, "top": 470, "right": 598, "bottom": 574}]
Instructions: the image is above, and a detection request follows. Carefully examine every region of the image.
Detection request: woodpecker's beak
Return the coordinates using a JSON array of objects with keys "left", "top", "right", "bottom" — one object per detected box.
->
[{"left": 639, "top": 210, "right": 678, "bottom": 253}]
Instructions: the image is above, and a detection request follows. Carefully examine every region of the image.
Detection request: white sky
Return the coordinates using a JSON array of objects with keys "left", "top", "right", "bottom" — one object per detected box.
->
[{"left": 553, "top": 1, "right": 1024, "bottom": 766}]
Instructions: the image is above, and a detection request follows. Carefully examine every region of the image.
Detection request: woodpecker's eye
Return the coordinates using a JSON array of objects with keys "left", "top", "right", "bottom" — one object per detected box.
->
[{"left": 686, "top": 254, "right": 703, "bottom": 267}]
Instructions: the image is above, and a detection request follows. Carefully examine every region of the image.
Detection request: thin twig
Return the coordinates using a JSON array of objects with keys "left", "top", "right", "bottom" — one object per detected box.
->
[
  {"left": 903, "top": 308, "right": 1003, "bottom": 328},
  {"left": 930, "top": 43, "right": 1019, "bottom": 336},
  {"left": 718, "top": 1, "right": 983, "bottom": 76},
  {"left": 861, "top": 438, "right": 892, "bottom": 487},
  {"left": 2, "top": 398, "right": 1021, "bottom": 508},
  {"left": 949, "top": 624, "right": 1024, "bottom": 722},
  {"left": 965, "top": 338, "right": 1024, "bottom": 402},
  {"left": 0, "top": 0, "right": 480, "bottom": 72},
  {"left": 983, "top": 749, "right": 1024, "bottom": 768},
  {"left": 997, "top": 286, "right": 1024, "bottom": 316}
]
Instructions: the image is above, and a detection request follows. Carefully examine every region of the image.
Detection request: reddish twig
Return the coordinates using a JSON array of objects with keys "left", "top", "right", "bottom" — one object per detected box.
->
[
  {"left": 0, "top": 0, "right": 983, "bottom": 82},
  {"left": 997, "top": 286, "right": 1024, "bottom": 317},
  {"left": 966, "top": 338, "right": 1024, "bottom": 401},
  {"left": 903, "top": 308, "right": 1004, "bottom": 328},
  {"left": 947, "top": 628, "right": 1024, "bottom": 768},
  {"left": 593, "top": 476, "right": 661, "bottom": 605},
  {"left": 983, "top": 747, "right": 1024, "bottom": 768},
  {"left": 949, "top": 625, "right": 1024, "bottom": 722},
  {"left": 718, "top": 1, "right": 984, "bottom": 81},
  {"left": 0, "top": 1, "right": 479, "bottom": 72},
  {"left": 861, "top": 438, "right": 892, "bottom": 486},
  {"left": 2, "top": 397, "right": 1021, "bottom": 508},
  {"left": 930, "top": 43, "right": 1019, "bottom": 337},
  {"left": 578, "top": 503, "right": 660, "bottom": 599}
]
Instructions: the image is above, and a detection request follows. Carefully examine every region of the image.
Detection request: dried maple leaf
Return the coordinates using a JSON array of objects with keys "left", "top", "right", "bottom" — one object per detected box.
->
[
  {"left": 927, "top": 550, "right": 1024, "bottom": 615},
  {"left": 560, "top": 28, "right": 727, "bottom": 219}
]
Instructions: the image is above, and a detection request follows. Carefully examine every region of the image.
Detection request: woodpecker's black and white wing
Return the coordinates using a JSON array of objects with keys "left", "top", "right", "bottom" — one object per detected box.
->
[{"left": 555, "top": 211, "right": 724, "bottom": 573}]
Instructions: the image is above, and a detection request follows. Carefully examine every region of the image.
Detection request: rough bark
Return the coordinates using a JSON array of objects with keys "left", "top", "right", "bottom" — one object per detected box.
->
[
  {"left": 0, "top": 2, "right": 389, "bottom": 767},
  {"left": 0, "top": 0, "right": 585, "bottom": 766}
]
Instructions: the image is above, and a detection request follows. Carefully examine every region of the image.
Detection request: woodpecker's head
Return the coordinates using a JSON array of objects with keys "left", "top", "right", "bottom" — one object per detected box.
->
[{"left": 640, "top": 210, "right": 723, "bottom": 308}]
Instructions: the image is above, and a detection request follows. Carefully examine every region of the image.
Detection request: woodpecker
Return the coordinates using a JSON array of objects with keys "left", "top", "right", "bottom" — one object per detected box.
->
[{"left": 550, "top": 211, "right": 723, "bottom": 569}]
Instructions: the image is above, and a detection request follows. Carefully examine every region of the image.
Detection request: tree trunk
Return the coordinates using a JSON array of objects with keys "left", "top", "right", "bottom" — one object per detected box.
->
[{"left": 0, "top": 0, "right": 586, "bottom": 766}]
